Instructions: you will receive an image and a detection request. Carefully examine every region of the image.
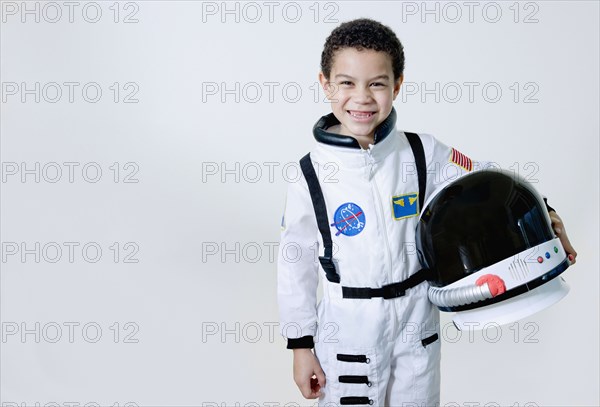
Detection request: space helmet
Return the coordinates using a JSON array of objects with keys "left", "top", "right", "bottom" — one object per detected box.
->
[{"left": 416, "top": 169, "right": 572, "bottom": 330}]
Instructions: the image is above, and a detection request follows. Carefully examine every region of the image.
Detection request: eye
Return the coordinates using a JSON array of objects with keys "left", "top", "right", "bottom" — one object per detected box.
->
[
  {"left": 370, "top": 82, "right": 386, "bottom": 87},
  {"left": 339, "top": 81, "right": 353, "bottom": 86}
]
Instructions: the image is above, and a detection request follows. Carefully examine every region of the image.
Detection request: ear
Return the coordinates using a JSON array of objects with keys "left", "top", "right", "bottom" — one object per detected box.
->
[
  {"left": 318, "top": 71, "right": 335, "bottom": 100},
  {"left": 392, "top": 74, "right": 403, "bottom": 100}
]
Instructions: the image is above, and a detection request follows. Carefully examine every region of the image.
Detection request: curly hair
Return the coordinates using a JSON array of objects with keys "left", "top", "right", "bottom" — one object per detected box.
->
[{"left": 320, "top": 18, "right": 405, "bottom": 82}]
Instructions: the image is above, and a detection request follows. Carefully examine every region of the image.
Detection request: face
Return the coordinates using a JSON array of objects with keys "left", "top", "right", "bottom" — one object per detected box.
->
[{"left": 319, "top": 47, "right": 402, "bottom": 147}]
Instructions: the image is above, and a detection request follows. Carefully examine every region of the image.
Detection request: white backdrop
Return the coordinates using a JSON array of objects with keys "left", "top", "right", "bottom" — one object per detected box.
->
[{"left": 1, "top": 1, "right": 598, "bottom": 406}]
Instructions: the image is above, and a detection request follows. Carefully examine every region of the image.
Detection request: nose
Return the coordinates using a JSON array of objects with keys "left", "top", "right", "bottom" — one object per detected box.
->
[{"left": 353, "top": 86, "right": 374, "bottom": 104}]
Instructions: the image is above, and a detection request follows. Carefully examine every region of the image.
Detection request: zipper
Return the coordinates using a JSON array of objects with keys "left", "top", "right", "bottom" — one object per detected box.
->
[
  {"left": 365, "top": 147, "right": 398, "bottom": 337},
  {"left": 337, "top": 353, "right": 370, "bottom": 363},
  {"left": 365, "top": 148, "right": 393, "bottom": 282},
  {"left": 339, "top": 375, "right": 372, "bottom": 386},
  {"left": 340, "top": 397, "right": 373, "bottom": 405}
]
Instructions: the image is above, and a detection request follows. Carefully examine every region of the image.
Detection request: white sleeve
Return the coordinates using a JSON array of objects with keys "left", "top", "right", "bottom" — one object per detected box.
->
[
  {"left": 277, "top": 174, "right": 320, "bottom": 343},
  {"left": 420, "top": 134, "right": 558, "bottom": 214},
  {"left": 419, "top": 133, "right": 491, "bottom": 202}
]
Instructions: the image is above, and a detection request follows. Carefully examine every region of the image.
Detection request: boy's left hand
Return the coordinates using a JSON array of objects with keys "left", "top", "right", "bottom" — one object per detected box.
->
[{"left": 549, "top": 211, "right": 577, "bottom": 264}]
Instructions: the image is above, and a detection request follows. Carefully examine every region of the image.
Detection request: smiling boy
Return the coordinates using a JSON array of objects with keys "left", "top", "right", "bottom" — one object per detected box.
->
[
  {"left": 322, "top": 46, "right": 398, "bottom": 149},
  {"left": 277, "top": 18, "right": 576, "bottom": 406}
]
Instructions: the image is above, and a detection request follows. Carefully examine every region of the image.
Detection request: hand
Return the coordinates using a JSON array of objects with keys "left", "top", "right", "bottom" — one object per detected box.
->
[
  {"left": 549, "top": 211, "right": 577, "bottom": 264},
  {"left": 293, "top": 348, "right": 326, "bottom": 399}
]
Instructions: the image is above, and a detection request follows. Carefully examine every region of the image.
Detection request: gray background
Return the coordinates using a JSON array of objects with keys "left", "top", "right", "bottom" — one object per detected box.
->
[{"left": 1, "top": 1, "right": 598, "bottom": 406}]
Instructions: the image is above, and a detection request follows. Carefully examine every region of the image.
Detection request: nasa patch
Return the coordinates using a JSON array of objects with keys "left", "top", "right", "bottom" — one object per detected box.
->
[{"left": 331, "top": 202, "right": 366, "bottom": 237}]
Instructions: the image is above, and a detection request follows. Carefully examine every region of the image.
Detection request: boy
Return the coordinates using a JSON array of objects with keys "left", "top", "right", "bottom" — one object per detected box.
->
[{"left": 277, "top": 18, "right": 576, "bottom": 406}]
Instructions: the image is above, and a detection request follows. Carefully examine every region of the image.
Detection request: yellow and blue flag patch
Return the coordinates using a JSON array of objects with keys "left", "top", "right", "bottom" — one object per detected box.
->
[{"left": 392, "top": 193, "right": 419, "bottom": 220}]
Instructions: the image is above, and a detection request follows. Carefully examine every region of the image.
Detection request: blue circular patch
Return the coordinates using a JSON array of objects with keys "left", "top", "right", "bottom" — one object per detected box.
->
[{"left": 331, "top": 202, "right": 366, "bottom": 236}]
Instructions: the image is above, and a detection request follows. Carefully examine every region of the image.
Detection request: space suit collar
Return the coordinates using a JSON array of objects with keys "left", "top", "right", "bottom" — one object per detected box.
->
[{"left": 312, "top": 107, "right": 397, "bottom": 148}]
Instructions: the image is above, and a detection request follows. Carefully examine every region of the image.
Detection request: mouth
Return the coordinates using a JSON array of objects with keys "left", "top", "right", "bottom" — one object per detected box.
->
[{"left": 347, "top": 110, "right": 376, "bottom": 121}]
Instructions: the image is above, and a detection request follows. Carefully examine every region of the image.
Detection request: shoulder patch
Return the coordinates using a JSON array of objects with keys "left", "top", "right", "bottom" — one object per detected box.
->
[
  {"left": 450, "top": 148, "right": 473, "bottom": 172},
  {"left": 392, "top": 193, "right": 419, "bottom": 220}
]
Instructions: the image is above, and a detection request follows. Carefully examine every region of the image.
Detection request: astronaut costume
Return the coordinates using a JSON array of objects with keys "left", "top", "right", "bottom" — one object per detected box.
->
[{"left": 277, "top": 107, "right": 484, "bottom": 406}]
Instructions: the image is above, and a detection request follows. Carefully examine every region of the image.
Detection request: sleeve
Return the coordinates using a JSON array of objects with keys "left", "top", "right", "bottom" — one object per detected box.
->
[
  {"left": 277, "top": 174, "right": 320, "bottom": 349},
  {"left": 420, "top": 133, "right": 557, "bottom": 213},
  {"left": 419, "top": 133, "right": 483, "bottom": 202}
]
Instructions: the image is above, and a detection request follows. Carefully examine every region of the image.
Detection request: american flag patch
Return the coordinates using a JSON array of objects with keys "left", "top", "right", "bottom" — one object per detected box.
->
[{"left": 450, "top": 148, "right": 473, "bottom": 171}]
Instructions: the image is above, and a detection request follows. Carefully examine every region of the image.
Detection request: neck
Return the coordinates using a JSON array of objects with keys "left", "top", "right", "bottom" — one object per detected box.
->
[{"left": 354, "top": 134, "right": 375, "bottom": 150}]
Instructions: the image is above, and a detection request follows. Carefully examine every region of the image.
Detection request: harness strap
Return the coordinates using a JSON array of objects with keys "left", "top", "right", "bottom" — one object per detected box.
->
[
  {"left": 405, "top": 132, "right": 427, "bottom": 212},
  {"left": 341, "top": 268, "right": 431, "bottom": 299},
  {"left": 299, "top": 153, "right": 340, "bottom": 283}
]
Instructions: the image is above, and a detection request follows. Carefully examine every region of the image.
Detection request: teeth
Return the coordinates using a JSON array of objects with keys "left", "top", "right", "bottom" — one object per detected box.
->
[{"left": 349, "top": 111, "right": 373, "bottom": 118}]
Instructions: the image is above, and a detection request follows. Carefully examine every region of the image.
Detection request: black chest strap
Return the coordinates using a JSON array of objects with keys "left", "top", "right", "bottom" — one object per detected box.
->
[
  {"left": 299, "top": 132, "right": 427, "bottom": 287},
  {"left": 404, "top": 132, "right": 427, "bottom": 213},
  {"left": 300, "top": 153, "right": 340, "bottom": 283}
]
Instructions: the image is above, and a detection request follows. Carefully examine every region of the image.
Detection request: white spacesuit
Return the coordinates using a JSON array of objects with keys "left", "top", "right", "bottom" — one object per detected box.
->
[{"left": 277, "top": 107, "right": 481, "bottom": 405}]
